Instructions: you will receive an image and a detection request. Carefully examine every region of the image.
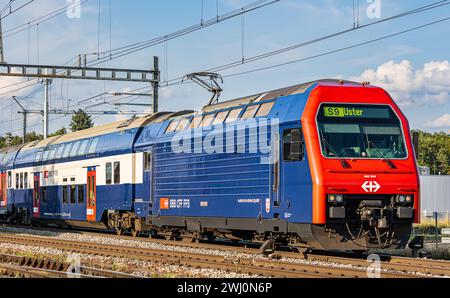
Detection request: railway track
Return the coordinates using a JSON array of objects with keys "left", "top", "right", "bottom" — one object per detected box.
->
[
  {"left": 13, "top": 225, "right": 448, "bottom": 277},
  {"left": 0, "top": 232, "right": 440, "bottom": 278},
  {"left": 0, "top": 252, "right": 139, "bottom": 278}
]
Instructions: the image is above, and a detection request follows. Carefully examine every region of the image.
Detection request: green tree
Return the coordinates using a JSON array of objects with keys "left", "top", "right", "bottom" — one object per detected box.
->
[
  {"left": 49, "top": 127, "right": 67, "bottom": 137},
  {"left": 24, "top": 131, "right": 43, "bottom": 143},
  {"left": 415, "top": 130, "right": 450, "bottom": 175},
  {"left": 70, "top": 109, "right": 93, "bottom": 132}
]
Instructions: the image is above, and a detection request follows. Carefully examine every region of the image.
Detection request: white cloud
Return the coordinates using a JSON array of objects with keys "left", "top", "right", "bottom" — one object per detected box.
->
[
  {"left": 350, "top": 60, "right": 450, "bottom": 107},
  {"left": 424, "top": 114, "right": 450, "bottom": 129}
]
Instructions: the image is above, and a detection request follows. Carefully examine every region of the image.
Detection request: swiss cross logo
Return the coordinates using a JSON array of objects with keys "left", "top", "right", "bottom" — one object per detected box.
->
[
  {"left": 362, "top": 181, "right": 381, "bottom": 193},
  {"left": 159, "top": 198, "right": 169, "bottom": 210}
]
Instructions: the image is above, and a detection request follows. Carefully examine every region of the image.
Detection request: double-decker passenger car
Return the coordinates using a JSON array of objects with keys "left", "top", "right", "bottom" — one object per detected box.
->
[{"left": 0, "top": 80, "right": 420, "bottom": 250}]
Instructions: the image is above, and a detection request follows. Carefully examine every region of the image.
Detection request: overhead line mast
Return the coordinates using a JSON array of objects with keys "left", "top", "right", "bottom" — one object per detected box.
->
[{"left": 1, "top": 58, "right": 160, "bottom": 139}]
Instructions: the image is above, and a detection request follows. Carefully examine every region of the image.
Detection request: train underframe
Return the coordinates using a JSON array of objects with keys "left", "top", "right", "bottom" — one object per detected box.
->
[
  {"left": 1, "top": 200, "right": 414, "bottom": 252},
  {"left": 103, "top": 206, "right": 413, "bottom": 251}
]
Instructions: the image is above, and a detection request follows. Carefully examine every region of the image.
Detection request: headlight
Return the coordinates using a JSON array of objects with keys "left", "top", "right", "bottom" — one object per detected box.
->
[
  {"left": 328, "top": 194, "right": 344, "bottom": 204},
  {"left": 396, "top": 194, "right": 413, "bottom": 204}
]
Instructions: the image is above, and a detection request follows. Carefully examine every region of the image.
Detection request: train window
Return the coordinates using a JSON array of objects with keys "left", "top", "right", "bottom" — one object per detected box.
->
[
  {"left": 175, "top": 118, "right": 191, "bottom": 132},
  {"left": 105, "top": 162, "right": 112, "bottom": 185},
  {"left": 48, "top": 146, "right": 57, "bottom": 160},
  {"left": 19, "top": 173, "right": 23, "bottom": 189},
  {"left": 35, "top": 149, "right": 44, "bottom": 162},
  {"left": 78, "top": 185, "right": 85, "bottom": 204},
  {"left": 241, "top": 105, "right": 259, "bottom": 120},
  {"left": 70, "top": 141, "right": 81, "bottom": 157},
  {"left": 165, "top": 120, "right": 180, "bottom": 133},
  {"left": 24, "top": 173, "right": 28, "bottom": 189},
  {"left": 114, "top": 162, "right": 120, "bottom": 184},
  {"left": 212, "top": 110, "right": 229, "bottom": 125},
  {"left": 283, "top": 128, "right": 304, "bottom": 162},
  {"left": 78, "top": 139, "right": 90, "bottom": 156},
  {"left": 55, "top": 144, "right": 64, "bottom": 159},
  {"left": 144, "top": 152, "right": 152, "bottom": 171},
  {"left": 70, "top": 185, "right": 76, "bottom": 204},
  {"left": 255, "top": 102, "right": 275, "bottom": 117},
  {"left": 41, "top": 187, "right": 47, "bottom": 203},
  {"left": 224, "top": 108, "right": 242, "bottom": 123},
  {"left": 200, "top": 113, "right": 215, "bottom": 127},
  {"left": 62, "top": 186, "right": 69, "bottom": 204},
  {"left": 15, "top": 173, "right": 19, "bottom": 189},
  {"left": 43, "top": 148, "right": 51, "bottom": 161},
  {"left": 189, "top": 115, "right": 202, "bottom": 129},
  {"left": 62, "top": 143, "right": 73, "bottom": 158},
  {"left": 88, "top": 138, "right": 99, "bottom": 155},
  {"left": 7, "top": 172, "right": 11, "bottom": 188}
]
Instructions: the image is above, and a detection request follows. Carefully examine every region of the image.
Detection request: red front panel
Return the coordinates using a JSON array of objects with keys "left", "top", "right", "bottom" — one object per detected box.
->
[{"left": 302, "top": 84, "right": 420, "bottom": 224}]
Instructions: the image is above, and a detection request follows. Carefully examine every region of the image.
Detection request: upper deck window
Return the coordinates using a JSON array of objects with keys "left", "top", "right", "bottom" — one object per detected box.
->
[
  {"left": 165, "top": 120, "right": 180, "bottom": 133},
  {"left": 43, "top": 148, "right": 51, "bottom": 161},
  {"left": 55, "top": 144, "right": 64, "bottom": 159},
  {"left": 189, "top": 115, "right": 202, "bottom": 129},
  {"left": 175, "top": 118, "right": 191, "bottom": 132},
  {"left": 200, "top": 113, "right": 215, "bottom": 127},
  {"left": 35, "top": 149, "right": 43, "bottom": 163},
  {"left": 241, "top": 105, "right": 259, "bottom": 120},
  {"left": 255, "top": 101, "right": 275, "bottom": 117},
  {"left": 62, "top": 143, "right": 73, "bottom": 158},
  {"left": 212, "top": 110, "right": 229, "bottom": 125},
  {"left": 88, "top": 138, "right": 99, "bottom": 155},
  {"left": 316, "top": 104, "right": 407, "bottom": 159},
  {"left": 78, "top": 139, "right": 90, "bottom": 156},
  {"left": 224, "top": 108, "right": 242, "bottom": 123},
  {"left": 70, "top": 141, "right": 81, "bottom": 157},
  {"left": 48, "top": 146, "right": 57, "bottom": 160}
]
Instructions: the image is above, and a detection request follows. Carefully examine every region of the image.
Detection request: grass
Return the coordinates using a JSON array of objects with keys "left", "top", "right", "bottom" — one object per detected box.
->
[{"left": 414, "top": 219, "right": 450, "bottom": 235}]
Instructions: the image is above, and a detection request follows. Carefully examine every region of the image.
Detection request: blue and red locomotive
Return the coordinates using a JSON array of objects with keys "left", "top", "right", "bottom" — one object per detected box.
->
[{"left": 0, "top": 80, "right": 420, "bottom": 250}]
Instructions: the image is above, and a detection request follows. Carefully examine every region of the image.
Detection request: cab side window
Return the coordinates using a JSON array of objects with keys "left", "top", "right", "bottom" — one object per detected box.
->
[
  {"left": 144, "top": 152, "right": 152, "bottom": 172},
  {"left": 283, "top": 128, "right": 304, "bottom": 162}
]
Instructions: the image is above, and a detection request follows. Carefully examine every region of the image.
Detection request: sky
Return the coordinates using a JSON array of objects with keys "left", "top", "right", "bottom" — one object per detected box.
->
[{"left": 0, "top": 0, "right": 449, "bottom": 136}]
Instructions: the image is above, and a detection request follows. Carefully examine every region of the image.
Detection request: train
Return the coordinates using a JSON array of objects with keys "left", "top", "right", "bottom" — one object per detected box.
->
[{"left": 0, "top": 79, "right": 420, "bottom": 251}]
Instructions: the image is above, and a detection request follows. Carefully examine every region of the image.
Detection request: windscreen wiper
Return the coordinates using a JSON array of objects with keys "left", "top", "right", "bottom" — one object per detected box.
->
[
  {"left": 367, "top": 140, "right": 396, "bottom": 169},
  {"left": 321, "top": 136, "right": 350, "bottom": 169}
]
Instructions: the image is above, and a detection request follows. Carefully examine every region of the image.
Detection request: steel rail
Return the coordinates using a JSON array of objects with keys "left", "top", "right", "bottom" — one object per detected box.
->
[{"left": 0, "top": 233, "right": 424, "bottom": 278}]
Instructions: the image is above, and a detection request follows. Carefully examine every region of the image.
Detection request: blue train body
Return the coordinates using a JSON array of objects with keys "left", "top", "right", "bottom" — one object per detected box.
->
[{"left": 0, "top": 80, "right": 418, "bottom": 250}]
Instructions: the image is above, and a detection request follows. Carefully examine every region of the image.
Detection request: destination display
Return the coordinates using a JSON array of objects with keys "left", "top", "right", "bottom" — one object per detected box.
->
[{"left": 323, "top": 105, "right": 391, "bottom": 119}]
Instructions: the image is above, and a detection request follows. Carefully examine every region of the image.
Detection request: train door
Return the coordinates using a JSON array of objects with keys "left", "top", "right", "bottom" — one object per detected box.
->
[
  {"left": 0, "top": 172, "right": 6, "bottom": 209},
  {"left": 33, "top": 173, "right": 40, "bottom": 218},
  {"left": 143, "top": 150, "right": 153, "bottom": 215},
  {"left": 86, "top": 167, "right": 96, "bottom": 221},
  {"left": 279, "top": 126, "right": 310, "bottom": 221},
  {"left": 76, "top": 184, "right": 87, "bottom": 220}
]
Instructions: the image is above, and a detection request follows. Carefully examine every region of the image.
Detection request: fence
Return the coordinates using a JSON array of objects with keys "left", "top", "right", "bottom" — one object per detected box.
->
[{"left": 420, "top": 175, "right": 450, "bottom": 221}]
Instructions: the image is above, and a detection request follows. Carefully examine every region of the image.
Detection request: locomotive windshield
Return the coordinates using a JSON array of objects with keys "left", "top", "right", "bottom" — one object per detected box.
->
[{"left": 316, "top": 104, "right": 407, "bottom": 159}]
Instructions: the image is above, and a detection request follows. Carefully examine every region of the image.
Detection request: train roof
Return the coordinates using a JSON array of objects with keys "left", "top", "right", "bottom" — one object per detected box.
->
[{"left": 12, "top": 79, "right": 365, "bottom": 151}]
